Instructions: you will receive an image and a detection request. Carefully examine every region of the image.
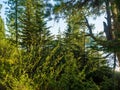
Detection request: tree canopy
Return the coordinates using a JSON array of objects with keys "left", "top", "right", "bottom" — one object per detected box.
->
[{"left": 0, "top": 0, "right": 120, "bottom": 90}]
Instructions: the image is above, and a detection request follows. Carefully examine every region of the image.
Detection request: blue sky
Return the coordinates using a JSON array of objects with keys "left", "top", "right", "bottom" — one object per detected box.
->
[
  {"left": 48, "top": 15, "right": 105, "bottom": 35},
  {"left": 0, "top": 0, "right": 8, "bottom": 26}
]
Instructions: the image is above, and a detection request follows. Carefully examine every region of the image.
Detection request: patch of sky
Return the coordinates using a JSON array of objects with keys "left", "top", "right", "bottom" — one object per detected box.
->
[{"left": 0, "top": 0, "right": 7, "bottom": 20}]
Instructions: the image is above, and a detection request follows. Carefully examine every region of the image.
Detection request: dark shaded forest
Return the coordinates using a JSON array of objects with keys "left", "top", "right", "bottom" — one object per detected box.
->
[{"left": 0, "top": 0, "right": 120, "bottom": 90}]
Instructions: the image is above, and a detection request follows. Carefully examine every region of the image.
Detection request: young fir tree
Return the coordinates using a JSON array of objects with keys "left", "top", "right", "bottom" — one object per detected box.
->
[
  {"left": 20, "top": 0, "right": 50, "bottom": 51},
  {"left": 18, "top": 0, "right": 53, "bottom": 80}
]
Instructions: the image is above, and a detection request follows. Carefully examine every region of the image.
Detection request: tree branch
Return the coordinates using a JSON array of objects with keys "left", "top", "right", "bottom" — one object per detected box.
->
[{"left": 84, "top": 16, "right": 97, "bottom": 41}]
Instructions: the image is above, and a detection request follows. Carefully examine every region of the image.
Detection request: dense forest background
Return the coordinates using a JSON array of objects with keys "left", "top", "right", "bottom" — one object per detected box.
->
[{"left": 0, "top": 0, "right": 120, "bottom": 90}]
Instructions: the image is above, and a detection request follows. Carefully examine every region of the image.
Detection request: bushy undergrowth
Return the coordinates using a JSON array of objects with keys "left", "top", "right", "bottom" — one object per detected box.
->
[{"left": 1, "top": 38, "right": 120, "bottom": 90}]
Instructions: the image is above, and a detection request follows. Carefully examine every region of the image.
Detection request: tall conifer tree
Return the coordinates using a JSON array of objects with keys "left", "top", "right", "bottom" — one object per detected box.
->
[{"left": 20, "top": 0, "right": 50, "bottom": 51}]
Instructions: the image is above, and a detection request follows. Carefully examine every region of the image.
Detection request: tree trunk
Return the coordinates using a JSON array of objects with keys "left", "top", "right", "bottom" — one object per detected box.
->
[{"left": 103, "top": 0, "right": 120, "bottom": 68}]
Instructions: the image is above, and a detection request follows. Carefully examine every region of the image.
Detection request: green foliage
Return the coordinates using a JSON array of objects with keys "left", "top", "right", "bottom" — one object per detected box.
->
[
  {"left": 0, "top": 17, "right": 5, "bottom": 39},
  {"left": 0, "top": 38, "right": 35, "bottom": 90},
  {"left": 100, "top": 77, "right": 115, "bottom": 90},
  {"left": 19, "top": 0, "right": 51, "bottom": 51},
  {"left": 1, "top": 0, "right": 120, "bottom": 90}
]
